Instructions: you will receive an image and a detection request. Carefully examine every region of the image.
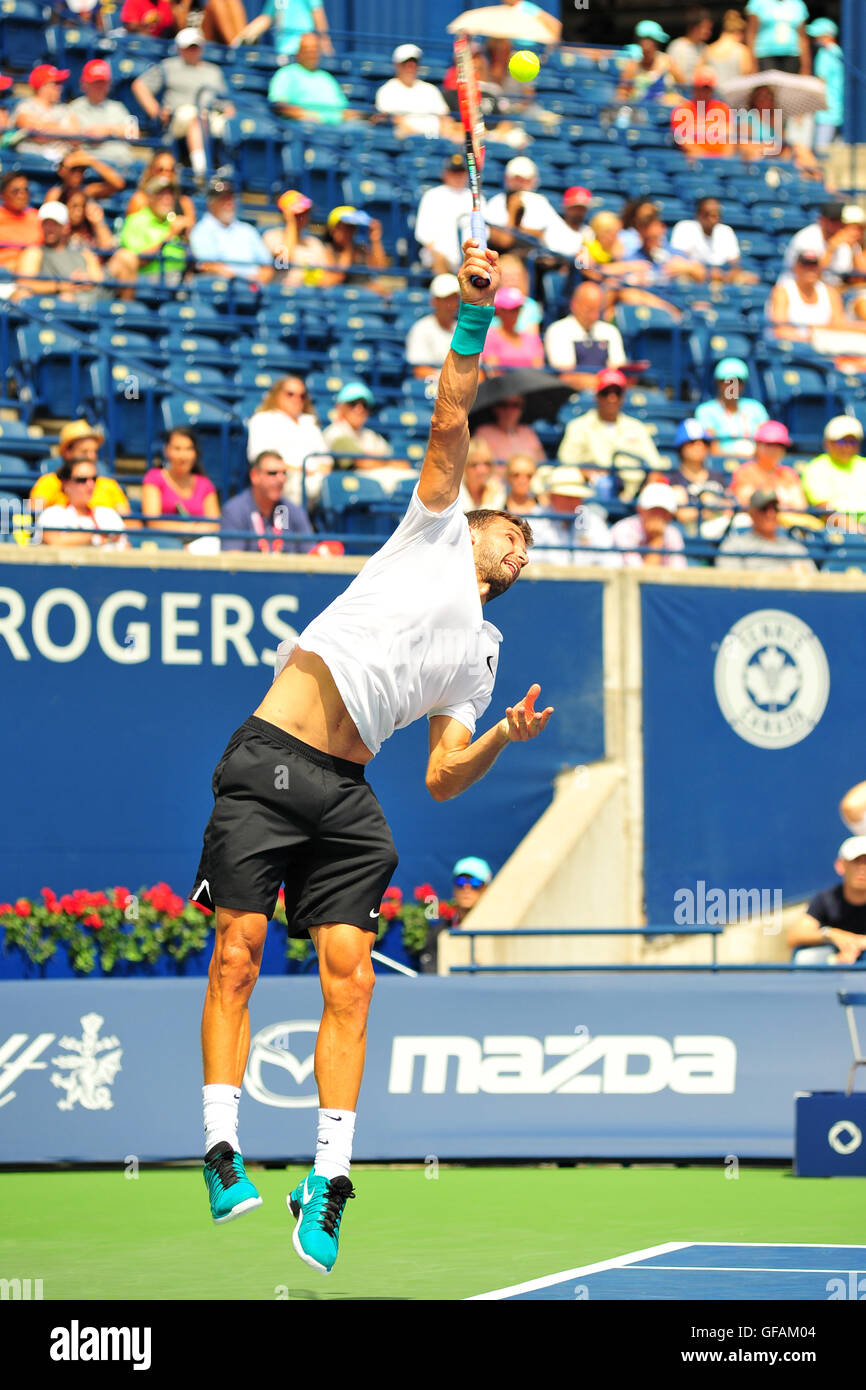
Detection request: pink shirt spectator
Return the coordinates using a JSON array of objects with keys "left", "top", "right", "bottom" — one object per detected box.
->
[
  {"left": 473, "top": 422, "right": 545, "bottom": 464},
  {"left": 481, "top": 326, "right": 545, "bottom": 371},
  {"left": 143, "top": 467, "right": 216, "bottom": 516},
  {"left": 609, "top": 514, "right": 687, "bottom": 568}
]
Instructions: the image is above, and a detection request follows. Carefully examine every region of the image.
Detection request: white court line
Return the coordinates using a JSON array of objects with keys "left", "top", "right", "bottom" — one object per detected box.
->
[
  {"left": 612, "top": 1265, "right": 866, "bottom": 1275},
  {"left": 687, "top": 1241, "right": 866, "bottom": 1250},
  {"left": 466, "top": 1241, "right": 689, "bottom": 1300}
]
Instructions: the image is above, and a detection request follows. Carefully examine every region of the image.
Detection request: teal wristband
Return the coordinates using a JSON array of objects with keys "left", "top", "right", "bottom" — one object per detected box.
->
[{"left": 450, "top": 302, "right": 495, "bottom": 357}]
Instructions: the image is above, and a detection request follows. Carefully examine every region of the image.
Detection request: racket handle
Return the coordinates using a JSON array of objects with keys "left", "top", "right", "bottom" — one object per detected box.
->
[{"left": 469, "top": 211, "right": 489, "bottom": 288}]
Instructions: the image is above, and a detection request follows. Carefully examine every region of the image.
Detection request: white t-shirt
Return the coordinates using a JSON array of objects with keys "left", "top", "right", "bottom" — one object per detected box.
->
[
  {"left": 414, "top": 183, "right": 481, "bottom": 271},
  {"left": 543, "top": 315, "right": 626, "bottom": 371},
  {"left": 275, "top": 487, "right": 502, "bottom": 755},
  {"left": 784, "top": 223, "right": 854, "bottom": 285},
  {"left": 245, "top": 409, "right": 331, "bottom": 506},
  {"left": 669, "top": 219, "right": 741, "bottom": 268},
  {"left": 485, "top": 190, "right": 585, "bottom": 259},
  {"left": 36, "top": 503, "right": 128, "bottom": 548},
  {"left": 375, "top": 77, "right": 449, "bottom": 138},
  {"left": 405, "top": 313, "right": 454, "bottom": 367}
]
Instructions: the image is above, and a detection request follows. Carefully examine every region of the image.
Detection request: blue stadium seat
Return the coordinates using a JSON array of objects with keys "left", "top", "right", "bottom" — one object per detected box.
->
[
  {"left": 614, "top": 303, "right": 686, "bottom": 392},
  {"left": 762, "top": 364, "right": 845, "bottom": 445},
  {"left": 88, "top": 359, "right": 166, "bottom": 462},
  {"left": 162, "top": 331, "right": 238, "bottom": 372},
  {"left": 94, "top": 328, "right": 165, "bottom": 366},
  {"left": 0, "top": 454, "right": 37, "bottom": 497},
  {"left": 318, "top": 472, "right": 393, "bottom": 547},
  {"left": 221, "top": 115, "right": 288, "bottom": 194},
  {"left": 14, "top": 324, "right": 94, "bottom": 422},
  {"left": 161, "top": 394, "right": 245, "bottom": 493},
  {"left": 2, "top": 3, "right": 54, "bottom": 70}
]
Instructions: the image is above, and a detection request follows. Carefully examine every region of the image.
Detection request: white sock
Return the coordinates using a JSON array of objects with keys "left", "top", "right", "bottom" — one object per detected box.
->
[
  {"left": 313, "top": 1108, "right": 355, "bottom": 1181},
  {"left": 203, "top": 1083, "right": 241, "bottom": 1154},
  {"left": 190, "top": 147, "right": 207, "bottom": 176}
]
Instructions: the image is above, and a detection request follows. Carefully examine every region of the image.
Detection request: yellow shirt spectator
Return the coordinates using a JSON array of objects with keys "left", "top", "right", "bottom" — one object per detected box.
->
[
  {"left": 801, "top": 418, "right": 866, "bottom": 516},
  {"left": 30, "top": 471, "right": 130, "bottom": 513}
]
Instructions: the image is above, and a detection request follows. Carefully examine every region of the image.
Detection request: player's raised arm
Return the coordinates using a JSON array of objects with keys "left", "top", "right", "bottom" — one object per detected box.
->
[{"left": 417, "top": 238, "right": 500, "bottom": 514}]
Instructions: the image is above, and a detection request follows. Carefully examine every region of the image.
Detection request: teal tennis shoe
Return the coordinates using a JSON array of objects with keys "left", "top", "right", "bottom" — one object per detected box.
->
[
  {"left": 203, "top": 1142, "right": 263, "bottom": 1224},
  {"left": 288, "top": 1170, "right": 355, "bottom": 1274}
]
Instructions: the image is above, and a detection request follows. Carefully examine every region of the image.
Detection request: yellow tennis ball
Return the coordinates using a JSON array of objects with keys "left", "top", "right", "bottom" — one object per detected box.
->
[{"left": 508, "top": 50, "right": 540, "bottom": 83}]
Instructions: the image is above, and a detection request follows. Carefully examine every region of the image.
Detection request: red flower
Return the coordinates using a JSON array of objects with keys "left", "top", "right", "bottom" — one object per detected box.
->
[
  {"left": 71, "top": 889, "right": 90, "bottom": 913},
  {"left": 439, "top": 902, "right": 458, "bottom": 923},
  {"left": 383, "top": 885, "right": 403, "bottom": 904},
  {"left": 84, "top": 913, "right": 103, "bottom": 930},
  {"left": 167, "top": 894, "right": 185, "bottom": 918},
  {"left": 414, "top": 882, "right": 436, "bottom": 902},
  {"left": 113, "top": 887, "right": 131, "bottom": 910},
  {"left": 0, "top": 903, "right": 12, "bottom": 916},
  {"left": 60, "top": 894, "right": 77, "bottom": 914},
  {"left": 41, "top": 887, "right": 59, "bottom": 911},
  {"left": 379, "top": 901, "right": 400, "bottom": 922},
  {"left": 90, "top": 892, "right": 109, "bottom": 908},
  {"left": 14, "top": 898, "right": 32, "bottom": 918}
]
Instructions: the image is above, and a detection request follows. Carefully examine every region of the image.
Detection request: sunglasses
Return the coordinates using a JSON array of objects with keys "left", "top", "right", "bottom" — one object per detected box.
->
[
  {"left": 69, "top": 474, "right": 97, "bottom": 484},
  {"left": 261, "top": 468, "right": 287, "bottom": 477},
  {"left": 454, "top": 874, "right": 485, "bottom": 889},
  {"left": 499, "top": 400, "right": 523, "bottom": 409}
]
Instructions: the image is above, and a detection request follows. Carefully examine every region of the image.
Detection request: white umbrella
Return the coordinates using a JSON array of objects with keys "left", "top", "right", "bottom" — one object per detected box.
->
[
  {"left": 718, "top": 70, "right": 827, "bottom": 120},
  {"left": 447, "top": 5, "right": 552, "bottom": 43}
]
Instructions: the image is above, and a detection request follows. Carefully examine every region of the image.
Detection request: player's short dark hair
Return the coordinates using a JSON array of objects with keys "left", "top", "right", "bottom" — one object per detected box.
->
[{"left": 466, "top": 508, "right": 533, "bottom": 548}]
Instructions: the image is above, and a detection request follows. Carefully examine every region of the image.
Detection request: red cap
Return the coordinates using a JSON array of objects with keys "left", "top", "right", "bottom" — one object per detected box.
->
[
  {"left": 596, "top": 368, "right": 627, "bottom": 392},
  {"left": 308, "top": 540, "right": 345, "bottom": 557},
  {"left": 0, "top": 74, "right": 13, "bottom": 92},
  {"left": 563, "top": 185, "right": 592, "bottom": 207},
  {"left": 81, "top": 59, "right": 111, "bottom": 84},
  {"left": 29, "top": 64, "right": 70, "bottom": 90},
  {"left": 754, "top": 420, "right": 791, "bottom": 447}
]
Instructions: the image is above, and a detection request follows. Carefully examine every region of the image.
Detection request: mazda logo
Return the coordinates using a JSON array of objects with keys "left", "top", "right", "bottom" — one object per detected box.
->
[{"left": 243, "top": 1021, "right": 319, "bottom": 1109}]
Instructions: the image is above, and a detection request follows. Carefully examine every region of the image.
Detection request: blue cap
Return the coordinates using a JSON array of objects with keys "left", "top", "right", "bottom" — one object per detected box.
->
[
  {"left": 635, "top": 19, "right": 669, "bottom": 43},
  {"left": 806, "top": 18, "right": 838, "bottom": 38},
  {"left": 452, "top": 856, "right": 493, "bottom": 884},
  {"left": 336, "top": 380, "right": 374, "bottom": 406},
  {"left": 622, "top": 43, "right": 642, "bottom": 61},
  {"left": 714, "top": 356, "right": 749, "bottom": 381},
  {"left": 675, "top": 419, "right": 712, "bottom": 448}
]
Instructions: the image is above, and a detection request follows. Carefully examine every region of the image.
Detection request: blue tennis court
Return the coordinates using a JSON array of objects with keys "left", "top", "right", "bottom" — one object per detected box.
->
[{"left": 471, "top": 1242, "right": 866, "bottom": 1300}]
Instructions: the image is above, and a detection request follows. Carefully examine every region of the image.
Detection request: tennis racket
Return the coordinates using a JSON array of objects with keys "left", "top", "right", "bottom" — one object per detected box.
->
[{"left": 454, "top": 32, "right": 489, "bottom": 289}]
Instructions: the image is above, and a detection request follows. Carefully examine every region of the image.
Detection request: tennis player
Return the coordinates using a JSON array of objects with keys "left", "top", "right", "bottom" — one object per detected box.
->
[{"left": 191, "top": 238, "right": 553, "bottom": 1273}]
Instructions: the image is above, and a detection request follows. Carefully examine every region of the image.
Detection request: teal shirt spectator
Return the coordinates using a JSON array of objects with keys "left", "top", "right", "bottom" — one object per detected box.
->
[
  {"left": 745, "top": 0, "right": 808, "bottom": 61},
  {"left": 694, "top": 397, "right": 769, "bottom": 449},
  {"left": 268, "top": 62, "right": 347, "bottom": 123},
  {"left": 814, "top": 43, "right": 844, "bottom": 127},
  {"left": 262, "top": 0, "right": 318, "bottom": 58}
]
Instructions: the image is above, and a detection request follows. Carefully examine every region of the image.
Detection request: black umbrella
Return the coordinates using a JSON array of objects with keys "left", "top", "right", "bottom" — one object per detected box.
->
[{"left": 469, "top": 369, "right": 575, "bottom": 428}]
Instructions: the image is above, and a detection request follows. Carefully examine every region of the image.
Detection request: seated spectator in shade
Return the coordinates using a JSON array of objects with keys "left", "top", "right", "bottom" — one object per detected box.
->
[
  {"left": 322, "top": 381, "right": 414, "bottom": 492},
  {"left": 731, "top": 421, "right": 809, "bottom": 513},
  {"left": 667, "top": 7, "right": 713, "bottom": 84},
  {"left": 132, "top": 31, "right": 235, "bottom": 182},
  {"left": 245, "top": 375, "right": 331, "bottom": 508},
  {"left": 695, "top": 357, "right": 770, "bottom": 458},
  {"left": 65, "top": 60, "right": 139, "bottom": 167},
  {"left": 630, "top": 208, "right": 706, "bottom": 285},
  {"left": 561, "top": 186, "right": 594, "bottom": 249},
  {"left": 189, "top": 171, "right": 274, "bottom": 281},
  {"left": 610, "top": 481, "right": 686, "bottom": 568},
  {"left": 375, "top": 44, "right": 455, "bottom": 141},
  {"left": 486, "top": 157, "right": 586, "bottom": 259},
  {"left": 617, "top": 20, "right": 685, "bottom": 105},
  {"left": 59, "top": 188, "right": 119, "bottom": 258},
  {"left": 406, "top": 273, "right": 460, "bottom": 376},
  {"left": 544, "top": 282, "right": 626, "bottom": 392},
  {"left": 704, "top": 8, "right": 752, "bottom": 84},
  {"left": 670, "top": 67, "right": 733, "bottom": 159},
  {"left": 417, "top": 855, "right": 494, "bottom": 972},
  {"left": 222, "top": 452, "right": 314, "bottom": 552},
  {"left": 233, "top": 0, "right": 333, "bottom": 56},
  {"left": 739, "top": 83, "right": 821, "bottom": 179},
  {"left": 670, "top": 198, "right": 758, "bottom": 283},
  {"left": 801, "top": 416, "right": 866, "bottom": 518},
  {"left": 715, "top": 488, "right": 816, "bottom": 573},
  {"left": 534, "top": 466, "right": 620, "bottom": 567},
  {"left": 0, "top": 171, "right": 43, "bottom": 273},
  {"left": 808, "top": 18, "right": 844, "bottom": 152},
  {"left": 268, "top": 32, "right": 353, "bottom": 125},
  {"left": 668, "top": 419, "right": 733, "bottom": 535},
  {"left": 558, "top": 369, "right": 663, "bottom": 480},
  {"left": 15, "top": 202, "right": 106, "bottom": 304},
  {"left": 30, "top": 419, "right": 130, "bottom": 516},
  {"left": 502, "top": 453, "right": 541, "bottom": 515},
  {"left": 37, "top": 454, "right": 129, "bottom": 549},
  {"left": 119, "top": 176, "right": 193, "bottom": 282},
  {"left": 141, "top": 426, "right": 220, "bottom": 536},
  {"left": 473, "top": 395, "right": 545, "bottom": 468},
  {"left": 457, "top": 436, "right": 506, "bottom": 512},
  {"left": 46, "top": 149, "right": 126, "bottom": 207},
  {"left": 13, "top": 65, "right": 79, "bottom": 164},
  {"left": 784, "top": 203, "right": 848, "bottom": 286},
  {"left": 618, "top": 198, "right": 657, "bottom": 260},
  {"left": 482, "top": 287, "right": 544, "bottom": 371},
  {"left": 126, "top": 151, "right": 196, "bottom": 225},
  {"left": 264, "top": 189, "right": 327, "bottom": 284},
  {"left": 414, "top": 154, "right": 476, "bottom": 276},
  {"left": 787, "top": 837, "right": 866, "bottom": 966},
  {"left": 575, "top": 211, "right": 626, "bottom": 282},
  {"left": 320, "top": 205, "right": 388, "bottom": 288}
]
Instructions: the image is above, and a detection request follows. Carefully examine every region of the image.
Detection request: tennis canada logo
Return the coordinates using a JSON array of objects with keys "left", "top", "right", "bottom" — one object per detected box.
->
[
  {"left": 0, "top": 1014, "right": 121, "bottom": 1110},
  {"left": 713, "top": 609, "right": 830, "bottom": 750},
  {"left": 243, "top": 1021, "right": 319, "bottom": 1108}
]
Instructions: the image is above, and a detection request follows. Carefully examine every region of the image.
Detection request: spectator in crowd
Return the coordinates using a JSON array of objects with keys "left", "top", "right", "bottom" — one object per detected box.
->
[
  {"left": 473, "top": 394, "right": 545, "bottom": 468},
  {"left": 671, "top": 197, "right": 756, "bottom": 282},
  {"left": 716, "top": 488, "right": 816, "bottom": 571},
  {"left": 29, "top": 420, "right": 130, "bottom": 516},
  {"left": 807, "top": 18, "right": 844, "bottom": 152},
  {"left": 745, "top": 0, "right": 810, "bottom": 75},
  {"left": 65, "top": 60, "right": 139, "bottom": 167},
  {"left": 731, "top": 420, "right": 809, "bottom": 512},
  {"left": 486, "top": 157, "right": 586, "bottom": 259},
  {"left": 801, "top": 417, "right": 866, "bottom": 518},
  {"left": 321, "top": 205, "right": 387, "bottom": 288},
  {"left": 141, "top": 426, "right": 220, "bottom": 536},
  {"left": 670, "top": 67, "right": 734, "bottom": 159},
  {"left": 695, "top": 358, "right": 770, "bottom": 458},
  {"left": 321, "top": 381, "right": 415, "bottom": 492},
  {"left": 121, "top": 0, "right": 250, "bottom": 41},
  {"left": 482, "top": 286, "right": 545, "bottom": 371},
  {"left": 245, "top": 376, "right": 330, "bottom": 508},
  {"left": 189, "top": 171, "right": 273, "bottom": 280},
  {"left": 740, "top": 83, "right": 821, "bottom": 177},
  {"left": 560, "top": 186, "right": 593, "bottom": 247},
  {"left": 37, "top": 454, "right": 129, "bottom": 549},
  {"left": 132, "top": 30, "right": 235, "bottom": 181},
  {"left": 416, "top": 855, "right": 495, "bottom": 972},
  {"left": 375, "top": 44, "right": 454, "bottom": 141},
  {"left": 268, "top": 32, "right": 352, "bottom": 125},
  {"left": 221, "top": 451, "right": 314, "bottom": 552},
  {"left": 544, "top": 281, "right": 626, "bottom": 391},
  {"left": 414, "top": 153, "right": 475, "bottom": 275},
  {"left": 59, "top": 188, "right": 120, "bottom": 258},
  {"left": 610, "top": 481, "right": 687, "bottom": 568},
  {"left": 502, "top": 453, "right": 540, "bottom": 515},
  {"left": 0, "top": 73, "right": 11, "bottom": 133},
  {"left": 496, "top": 254, "right": 542, "bottom": 331},
  {"left": 576, "top": 211, "right": 630, "bottom": 287},
  {"left": 558, "top": 369, "right": 664, "bottom": 480},
  {"left": 14, "top": 202, "right": 111, "bottom": 304},
  {"left": 618, "top": 198, "right": 656, "bottom": 259},
  {"left": 501, "top": 0, "right": 561, "bottom": 43},
  {"left": 263, "top": 189, "right": 326, "bottom": 284},
  {"left": 788, "top": 838, "right": 866, "bottom": 965},
  {"left": 119, "top": 176, "right": 193, "bottom": 281},
  {"left": 0, "top": 171, "right": 42, "bottom": 273},
  {"left": 535, "top": 466, "right": 619, "bottom": 567},
  {"left": 406, "top": 273, "right": 460, "bottom": 376},
  {"left": 668, "top": 7, "right": 714, "bottom": 84},
  {"left": 232, "top": 0, "right": 333, "bottom": 56},
  {"left": 13, "top": 65, "right": 80, "bottom": 163},
  {"left": 631, "top": 207, "right": 707, "bottom": 285},
  {"left": 784, "top": 203, "right": 863, "bottom": 287},
  {"left": 668, "top": 419, "right": 732, "bottom": 533},
  {"left": 841, "top": 783, "right": 866, "bottom": 836},
  {"left": 767, "top": 250, "right": 866, "bottom": 345},
  {"left": 46, "top": 149, "right": 126, "bottom": 206},
  {"left": 617, "top": 20, "right": 685, "bottom": 105},
  {"left": 704, "top": 8, "right": 752, "bottom": 83},
  {"left": 126, "top": 151, "right": 196, "bottom": 225},
  {"left": 458, "top": 436, "right": 506, "bottom": 511}
]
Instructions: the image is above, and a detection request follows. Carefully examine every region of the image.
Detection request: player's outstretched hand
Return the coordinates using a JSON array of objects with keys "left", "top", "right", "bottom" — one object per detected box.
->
[
  {"left": 458, "top": 238, "right": 499, "bottom": 308},
  {"left": 502, "top": 684, "right": 554, "bottom": 742}
]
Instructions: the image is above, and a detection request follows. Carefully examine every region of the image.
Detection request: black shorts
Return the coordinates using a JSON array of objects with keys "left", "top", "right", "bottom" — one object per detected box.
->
[{"left": 190, "top": 715, "right": 398, "bottom": 937}]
